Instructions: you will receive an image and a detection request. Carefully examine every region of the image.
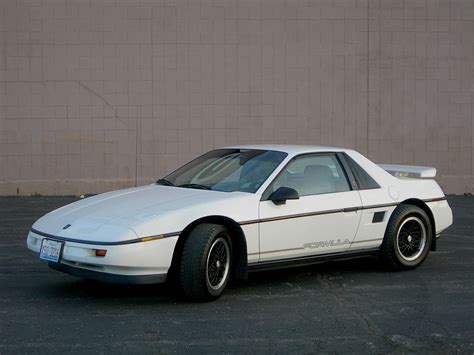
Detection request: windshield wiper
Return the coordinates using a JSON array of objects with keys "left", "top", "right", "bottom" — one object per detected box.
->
[
  {"left": 178, "top": 183, "right": 211, "bottom": 190},
  {"left": 156, "top": 178, "right": 174, "bottom": 186}
]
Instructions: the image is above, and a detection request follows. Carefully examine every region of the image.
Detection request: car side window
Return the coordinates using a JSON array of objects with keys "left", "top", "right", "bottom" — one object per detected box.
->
[{"left": 271, "top": 154, "right": 351, "bottom": 197}]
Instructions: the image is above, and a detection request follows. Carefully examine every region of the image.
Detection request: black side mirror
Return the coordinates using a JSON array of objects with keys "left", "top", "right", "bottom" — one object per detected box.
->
[{"left": 269, "top": 187, "right": 299, "bottom": 205}]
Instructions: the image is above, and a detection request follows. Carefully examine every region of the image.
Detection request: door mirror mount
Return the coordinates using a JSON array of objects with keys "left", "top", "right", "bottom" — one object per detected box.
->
[{"left": 269, "top": 187, "right": 299, "bottom": 205}]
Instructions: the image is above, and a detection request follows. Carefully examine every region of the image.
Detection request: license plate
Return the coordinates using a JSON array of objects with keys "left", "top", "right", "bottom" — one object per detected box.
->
[{"left": 39, "top": 239, "right": 63, "bottom": 263}]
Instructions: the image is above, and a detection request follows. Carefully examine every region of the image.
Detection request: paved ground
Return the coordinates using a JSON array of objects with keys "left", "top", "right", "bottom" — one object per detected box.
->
[{"left": 0, "top": 196, "right": 473, "bottom": 354}]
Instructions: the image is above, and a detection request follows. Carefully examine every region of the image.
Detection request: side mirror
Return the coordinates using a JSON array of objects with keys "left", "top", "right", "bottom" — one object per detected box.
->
[{"left": 269, "top": 187, "right": 299, "bottom": 205}]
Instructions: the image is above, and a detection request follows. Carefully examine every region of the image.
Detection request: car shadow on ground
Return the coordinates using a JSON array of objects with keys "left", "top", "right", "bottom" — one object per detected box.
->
[
  {"left": 40, "top": 255, "right": 383, "bottom": 303},
  {"left": 42, "top": 277, "right": 174, "bottom": 301}
]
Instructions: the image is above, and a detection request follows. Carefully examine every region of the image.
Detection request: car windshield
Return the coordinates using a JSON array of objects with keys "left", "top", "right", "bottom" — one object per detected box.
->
[{"left": 158, "top": 149, "right": 287, "bottom": 193}]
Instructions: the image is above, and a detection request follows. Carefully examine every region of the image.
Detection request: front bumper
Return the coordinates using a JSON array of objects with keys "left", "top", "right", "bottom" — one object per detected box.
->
[
  {"left": 49, "top": 262, "right": 167, "bottom": 284},
  {"left": 27, "top": 230, "right": 178, "bottom": 284}
]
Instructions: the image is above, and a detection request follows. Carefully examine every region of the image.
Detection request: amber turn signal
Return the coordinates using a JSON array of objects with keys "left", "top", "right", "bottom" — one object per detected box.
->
[{"left": 95, "top": 249, "right": 107, "bottom": 257}]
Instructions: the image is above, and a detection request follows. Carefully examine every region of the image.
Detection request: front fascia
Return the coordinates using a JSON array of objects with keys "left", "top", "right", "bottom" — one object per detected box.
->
[
  {"left": 29, "top": 192, "right": 262, "bottom": 270},
  {"left": 27, "top": 230, "right": 178, "bottom": 277}
]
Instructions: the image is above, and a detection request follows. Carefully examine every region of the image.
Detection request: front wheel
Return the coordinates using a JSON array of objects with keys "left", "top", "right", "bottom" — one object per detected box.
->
[
  {"left": 179, "top": 224, "right": 232, "bottom": 301},
  {"left": 380, "top": 204, "right": 432, "bottom": 270}
]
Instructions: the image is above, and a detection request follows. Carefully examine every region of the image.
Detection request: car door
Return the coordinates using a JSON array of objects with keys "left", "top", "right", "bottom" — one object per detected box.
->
[{"left": 258, "top": 153, "right": 362, "bottom": 262}]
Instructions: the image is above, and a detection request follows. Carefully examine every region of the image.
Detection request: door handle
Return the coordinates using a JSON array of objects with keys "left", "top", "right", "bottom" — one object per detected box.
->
[{"left": 343, "top": 207, "right": 359, "bottom": 213}]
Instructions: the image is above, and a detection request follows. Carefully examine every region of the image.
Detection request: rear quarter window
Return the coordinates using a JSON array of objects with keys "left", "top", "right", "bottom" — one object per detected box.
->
[{"left": 344, "top": 154, "right": 380, "bottom": 190}]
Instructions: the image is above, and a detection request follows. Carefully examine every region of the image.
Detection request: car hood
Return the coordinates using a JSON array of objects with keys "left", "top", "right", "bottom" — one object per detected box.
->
[{"left": 32, "top": 184, "right": 258, "bottom": 243}]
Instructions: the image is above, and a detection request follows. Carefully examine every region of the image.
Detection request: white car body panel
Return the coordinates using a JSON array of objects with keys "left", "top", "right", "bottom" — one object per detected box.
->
[
  {"left": 27, "top": 144, "right": 453, "bottom": 284},
  {"left": 259, "top": 190, "right": 362, "bottom": 261}
]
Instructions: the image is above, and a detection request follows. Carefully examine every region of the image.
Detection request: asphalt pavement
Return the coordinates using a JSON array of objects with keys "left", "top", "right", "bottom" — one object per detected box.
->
[{"left": 0, "top": 196, "right": 473, "bottom": 353}]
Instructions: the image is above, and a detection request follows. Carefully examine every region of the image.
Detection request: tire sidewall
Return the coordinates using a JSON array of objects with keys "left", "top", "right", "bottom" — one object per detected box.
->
[{"left": 391, "top": 208, "right": 432, "bottom": 268}]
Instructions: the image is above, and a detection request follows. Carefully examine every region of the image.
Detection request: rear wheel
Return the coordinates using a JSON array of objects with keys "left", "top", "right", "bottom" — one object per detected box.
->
[
  {"left": 380, "top": 204, "right": 432, "bottom": 270},
  {"left": 179, "top": 224, "right": 232, "bottom": 301}
]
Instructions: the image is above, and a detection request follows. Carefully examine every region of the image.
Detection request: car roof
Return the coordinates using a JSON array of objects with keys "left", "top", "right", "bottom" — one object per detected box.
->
[{"left": 222, "top": 144, "right": 350, "bottom": 156}]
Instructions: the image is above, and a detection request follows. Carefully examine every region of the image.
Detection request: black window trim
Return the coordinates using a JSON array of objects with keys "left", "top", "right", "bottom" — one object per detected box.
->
[
  {"left": 338, "top": 152, "right": 381, "bottom": 190},
  {"left": 260, "top": 151, "right": 356, "bottom": 201},
  {"left": 335, "top": 152, "right": 359, "bottom": 190}
]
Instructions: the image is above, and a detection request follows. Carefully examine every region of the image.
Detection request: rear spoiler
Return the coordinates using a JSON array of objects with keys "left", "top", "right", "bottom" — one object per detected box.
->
[{"left": 378, "top": 164, "right": 436, "bottom": 178}]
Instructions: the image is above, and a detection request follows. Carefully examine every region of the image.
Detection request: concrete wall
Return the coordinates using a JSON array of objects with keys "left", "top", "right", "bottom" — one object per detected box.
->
[{"left": 0, "top": 0, "right": 473, "bottom": 195}]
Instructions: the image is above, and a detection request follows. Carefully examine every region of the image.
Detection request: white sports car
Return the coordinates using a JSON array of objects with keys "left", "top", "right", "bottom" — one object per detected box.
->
[{"left": 27, "top": 145, "right": 453, "bottom": 300}]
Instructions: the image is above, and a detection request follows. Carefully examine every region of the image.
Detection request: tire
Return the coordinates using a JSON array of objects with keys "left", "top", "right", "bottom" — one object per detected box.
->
[
  {"left": 179, "top": 224, "right": 232, "bottom": 301},
  {"left": 380, "top": 204, "right": 432, "bottom": 270}
]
